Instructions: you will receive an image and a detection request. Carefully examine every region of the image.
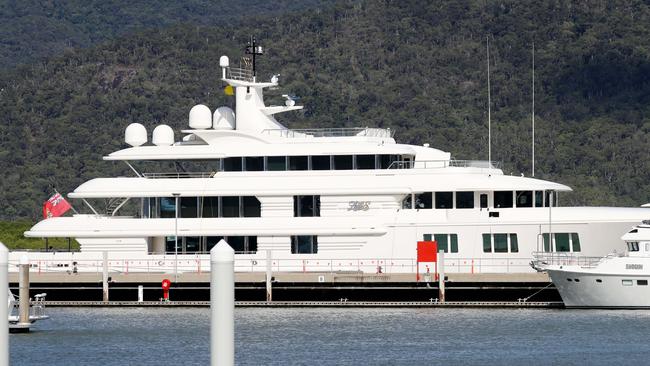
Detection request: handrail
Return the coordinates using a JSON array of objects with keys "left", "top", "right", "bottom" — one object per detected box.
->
[
  {"left": 387, "top": 159, "right": 501, "bottom": 170},
  {"left": 226, "top": 67, "right": 253, "bottom": 82},
  {"left": 261, "top": 127, "right": 395, "bottom": 138},
  {"left": 142, "top": 172, "right": 217, "bottom": 179},
  {"left": 531, "top": 251, "right": 610, "bottom": 268}
]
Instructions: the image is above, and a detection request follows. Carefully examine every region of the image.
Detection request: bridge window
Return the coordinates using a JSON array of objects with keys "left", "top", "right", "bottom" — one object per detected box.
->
[
  {"left": 494, "top": 191, "right": 513, "bottom": 208},
  {"left": 627, "top": 241, "right": 640, "bottom": 252},
  {"left": 245, "top": 157, "right": 264, "bottom": 171},
  {"left": 415, "top": 192, "right": 432, "bottom": 209},
  {"left": 294, "top": 195, "right": 320, "bottom": 217},
  {"left": 535, "top": 191, "right": 543, "bottom": 207},
  {"left": 356, "top": 155, "right": 376, "bottom": 170},
  {"left": 380, "top": 155, "right": 400, "bottom": 169},
  {"left": 289, "top": 156, "right": 309, "bottom": 171},
  {"left": 267, "top": 156, "right": 287, "bottom": 171},
  {"left": 456, "top": 192, "right": 474, "bottom": 209},
  {"left": 435, "top": 192, "right": 453, "bottom": 209},
  {"left": 291, "top": 235, "right": 318, "bottom": 254},
  {"left": 544, "top": 190, "right": 558, "bottom": 207},
  {"left": 311, "top": 155, "right": 331, "bottom": 170},
  {"left": 516, "top": 191, "right": 533, "bottom": 207}
]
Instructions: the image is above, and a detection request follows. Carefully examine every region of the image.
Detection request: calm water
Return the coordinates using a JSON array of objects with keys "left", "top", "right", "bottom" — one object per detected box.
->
[{"left": 10, "top": 307, "right": 650, "bottom": 365}]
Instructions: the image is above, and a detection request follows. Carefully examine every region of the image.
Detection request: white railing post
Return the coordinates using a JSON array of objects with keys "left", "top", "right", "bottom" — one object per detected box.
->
[
  {"left": 211, "top": 240, "right": 234, "bottom": 366},
  {"left": 0, "top": 243, "right": 8, "bottom": 366}
]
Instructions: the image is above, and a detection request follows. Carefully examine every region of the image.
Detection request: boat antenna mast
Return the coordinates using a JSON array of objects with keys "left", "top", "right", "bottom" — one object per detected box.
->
[
  {"left": 245, "top": 36, "right": 264, "bottom": 82},
  {"left": 531, "top": 41, "right": 535, "bottom": 177},
  {"left": 486, "top": 36, "right": 492, "bottom": 164}
]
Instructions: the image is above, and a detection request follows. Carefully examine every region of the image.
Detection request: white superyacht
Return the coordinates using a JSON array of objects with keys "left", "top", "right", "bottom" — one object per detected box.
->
[{"left": 16, "top": 40, "right": 650, "bottom": 275}]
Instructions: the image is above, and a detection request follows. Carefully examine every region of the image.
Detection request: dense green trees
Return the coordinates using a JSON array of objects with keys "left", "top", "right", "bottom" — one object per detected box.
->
[{"left": 0, "top": 0, "right": 648, "bottom": 222}]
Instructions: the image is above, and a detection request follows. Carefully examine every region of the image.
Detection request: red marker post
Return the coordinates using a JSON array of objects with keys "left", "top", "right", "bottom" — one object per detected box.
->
[{"left": 161, "top": 279, "right": 171, "bottom": 301}]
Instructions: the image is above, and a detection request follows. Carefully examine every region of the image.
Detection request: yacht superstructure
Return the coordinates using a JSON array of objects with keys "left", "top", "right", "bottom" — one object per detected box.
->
[{"left": 18, "top": 40, "right": 650, "bottom": 274}]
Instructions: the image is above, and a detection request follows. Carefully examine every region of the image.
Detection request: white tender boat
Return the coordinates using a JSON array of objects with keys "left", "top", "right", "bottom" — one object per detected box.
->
[
  {"left": 535, "top": 220, "right": 650, "bottom": 308},
  {"left": 8, "top": 290, "right": 49, "bottom": 324},
  {"left": 12, "top": 39, "right": 650, "bottom": 275}
]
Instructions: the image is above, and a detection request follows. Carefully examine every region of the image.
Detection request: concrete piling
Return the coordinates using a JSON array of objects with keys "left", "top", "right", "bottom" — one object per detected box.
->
[
  {"left": 18, "top": 255, "right": 30, "bottom": 327},
  {"left": 210, "top": 240, "right": 234, "bottom": 366},
  {"left": 0, "top": 243, "right": 8, "bottom": 366},
  {"left": 102, "top": 251, "right": 109, "bottom": 303}
]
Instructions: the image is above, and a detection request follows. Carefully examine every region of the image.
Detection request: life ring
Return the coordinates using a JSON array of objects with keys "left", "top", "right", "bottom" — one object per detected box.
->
[{"left": 158, "top": 260, "right": 164, "bottom": 266}]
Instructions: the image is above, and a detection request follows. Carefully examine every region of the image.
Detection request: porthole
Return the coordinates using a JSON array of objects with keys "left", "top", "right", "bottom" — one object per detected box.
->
[
  {"left": 596, "top": 279, "right": 602, "bottom": 283},
  {"left": 574, "top": 278, "right": 580, "bottom": 282},
  {"left": 567, "top": 278, "right": 573, "bottom": 282}
]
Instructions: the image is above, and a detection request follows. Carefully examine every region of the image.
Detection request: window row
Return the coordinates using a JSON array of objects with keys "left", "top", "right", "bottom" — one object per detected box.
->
[
  {"left": 144, "top": 196, "right": 261, "bottom": 218},
  {"left": 422, "top": 234, "right": 459, "bottom": 253},
  {"left": 221, "top": 154, "right": 409, "bottom": 172},
  {"left": 483, "top": 233, "right": 519, "bottom": 253},
  {"left": 542, "top": 233, "right": 581, "bottom": 252},
  {"left": 164, "top": 236, "right": 257, "bottom": 254},
  {"left": 404, "top": 190, "right": 558, "bottom": 210}
]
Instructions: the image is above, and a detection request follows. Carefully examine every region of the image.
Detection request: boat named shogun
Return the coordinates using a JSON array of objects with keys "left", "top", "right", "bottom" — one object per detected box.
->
[{"left": 16, "top": 39, "right": 650, "bottom": 276}]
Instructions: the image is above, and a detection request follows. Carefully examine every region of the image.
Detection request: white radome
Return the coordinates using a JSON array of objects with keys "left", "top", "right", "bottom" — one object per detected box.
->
[
  {"left": 213, "top": 106, "right": 236, "bottom": 130},
  {"left": 124, "top": 123, "right": 147, "bottom": 147},
  {"left": 189, "top": 104, "right": 212, "bottom": 129},
  {"left": 152, "top": 124, "right": 174, "bottom": 146}
]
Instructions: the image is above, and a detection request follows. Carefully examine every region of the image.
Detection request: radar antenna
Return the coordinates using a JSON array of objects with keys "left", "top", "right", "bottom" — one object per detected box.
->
[{"left": 245, "top": 36, "right": 264, "bottom": 81}]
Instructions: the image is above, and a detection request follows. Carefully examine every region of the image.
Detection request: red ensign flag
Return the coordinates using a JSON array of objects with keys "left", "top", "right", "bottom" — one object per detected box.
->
[{"left": 43, "top": 193, "right": 72, "bottom": 219}]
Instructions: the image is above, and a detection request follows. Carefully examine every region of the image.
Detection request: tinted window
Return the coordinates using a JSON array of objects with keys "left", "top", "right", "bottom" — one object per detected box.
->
[
  {"left": 555, "top": 233, "right": 570, "bottom": 252},
  {"left": 571, "top": 233, "right": 581, "bottom": 252},
  {"left": 380, "top": 155, "right": 399, "bottom": 169},
  {"left": 180, "top": 197, "right": 198, "bottom": 218},
  {"left": 202, "top": 197, "right": 219, "bottom": 218},
  {"left": 415, "top": 192, "right": 432, "bottom": 209},
  {"left": 535, "top": 191, "right": 543, "bottom": 207},
  {"left": 245, "top": 157, "right": 264, "bottom": 171},
  {"left": 510, "top": 234, "right": 519, "bottom": 253},
  {"left": 450, "top": 234, "right": 458, "bottom": 253},
  {"left": 356, "top": 155, "right": 376, "bottom": 169},
  {"left": 434, "top": 234, "right": 448, "bottom": 252},
  {"left": 456, "top": 191, "right": 474, "bottom": 209},
  {"left": 289, "top": 156, "right": 309, "bottom": 170},
  {"left": 160, "top": 197, "right": 176, "bottom": 218},
  {"left": 435, "top": 192, "right": 453, "bottom": 209},
  {"left": 223, "top": 157, "right": 242, "bottom": 171},
  {"left": 311, "top": 156, "right": 330, "bottom": 170},
  {"left": 267, "top": 156, "right": 286, "bottom": 171},
  {"left": 482, "top": 234, "right": 491, "bottom": 253},
  {"left": 480, "top": 194, "right": 488, "bottom": 208},
  {"left": 291, "top": 235, "right": 318, "bottom": 254},
  {"left": 494, "top": 191, "right": 513, "bottom": 208},
  {"left": 221, "top": 196, "right": 240, "bottom": 217},
  {"left": 516, "top": 191, "right": 533, "bottom": 207},
  {"left": 494, "top": 234, "right": 508, "bottom": 253},
  {"left": 333, "top": 155, "right": 353, "bottom": 170},
  {"left": 242, "top": 196, "right": 261, "bottom": 217}
]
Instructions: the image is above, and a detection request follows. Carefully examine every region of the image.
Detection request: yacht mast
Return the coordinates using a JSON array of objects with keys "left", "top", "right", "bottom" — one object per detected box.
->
[{"left": 532, "top": 42, "right": 535, "bottom": 177}]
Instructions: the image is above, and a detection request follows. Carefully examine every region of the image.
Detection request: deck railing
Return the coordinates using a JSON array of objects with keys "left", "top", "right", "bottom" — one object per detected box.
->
[
  {"left": 226, "top": 67, "right": 254, "bottom": 82},
  {"left": 531, "top": 252, "right": 614, "bottom": 268},
  {"left": 142, "top": 172, "right": 217, "bottom": 179},
  {"left": 261, "top": 127, "right": 395, "bottom": 138},
  {"left": 388, "top": 159, "right": 501, "bottom": 170}
]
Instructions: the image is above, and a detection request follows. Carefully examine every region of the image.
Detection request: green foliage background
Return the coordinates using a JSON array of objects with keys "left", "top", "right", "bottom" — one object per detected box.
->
[{"left": 0, "top": 0, "right": 649, "bottom": 229}]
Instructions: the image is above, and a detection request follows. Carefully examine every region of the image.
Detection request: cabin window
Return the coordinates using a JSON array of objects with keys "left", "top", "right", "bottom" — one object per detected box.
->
[
  {"left": 202, "top": 197, "right": 219, "bottom": 218},
  {"left": 356, "top": 155, "right": 375, "bottom": 170},
  {"left": 205, "top": 236, "right": 257, "bottom": 253},
  {"left": 289, "top": 156, "right": 309, "bottom": 171},
  {"left": 421, "top": 233, "right": 458, "bottom": 253},
  {"left": 638, "top": 280, "right": 648, "bottom": 286},
  {"left": 223, "top": 157, "right": 243, "bottom": 171},
  {"left": 415, "top": 192, "right": 433, "bottom": 209},
  {"left": 184, "top": 236, "right": 201, "bottom": 253},
  {"left": 311, "top": 156, "right": 331, "bottom": 170},
  {"left": 267, "top": 156, "right": 287, "bottom": 171},
  {"left": 221, "top": 196, "right": 240, "bottom": 217},
  {"left": 294, "top": 196, "right": 320, "bottom": 217},
  {"left": 534, "top": 191, "right": 543, "bottom": 207},
  {"left": 180, "top": 197, "right": 199, "bottom": 218},
  {"left": 482, "top": 233, "right": 519, "bottom": 253},
  {"left": 291, "top": 235, "right": 318, "bottom": 254},
  {"left": 622, "top": 280, "right": 633, "bottom": 286},
  {"left": 165, "top": 236, "right": 180, "bottom": 253},
  {"left": 456, "top": 192, "right": 474, "bottom": 209},
  {"left": 245, "top": 157, "right": 264, "bottom": 171},
  {"left": 435, "top": 192, "right": 453, "bottom": 209},
  {"left": 480, "top": 194, "right": 488, "bottom": 208},
  {"left": 494, "top": 191, "right": 513, "bottom": 208},
  {"left": 516, "top": 191, "right": 533, "bottom": 208},
  {"left": 543, "top": 233, "right": 581, "bottom": 252},
  {"left": 333, "top": 155, "right": 353, "bottom": 170},
  {"left": 544, "top": 191, "right": 558, "bottom": 207},
  {"left": 628, "top": 242, "right": 640, "bottom": 252},
  {"left": 206, "top": 236, "right": 224, "bottom": 251},
  {"left": 242, "top": 196, "right": 261, "bottom": 217}
]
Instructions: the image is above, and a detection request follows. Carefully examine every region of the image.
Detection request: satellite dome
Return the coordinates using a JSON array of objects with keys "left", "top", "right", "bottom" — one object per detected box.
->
[
  {"left": 189, "top": 104, "right": 212, "bottom": 129},
  {"left": 125, "top": 123, "right": 147, "bottom": 147},
  {"left": 213, "top": 106, "right": 236, "bottom": 130},
  {"left": 152, "top": 125, "right": 174, "bottom": 146}
]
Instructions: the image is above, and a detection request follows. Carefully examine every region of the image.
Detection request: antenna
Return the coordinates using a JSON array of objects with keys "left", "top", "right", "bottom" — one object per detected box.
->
[
  {"left": 245, "top": 36, "right": 264, "bottom": 82},
  {"left": 531, "top": 42, "right": 535, "bottom": 177},
  {"left": 486, "top": 36, "right": 492, "bottom": 164}
]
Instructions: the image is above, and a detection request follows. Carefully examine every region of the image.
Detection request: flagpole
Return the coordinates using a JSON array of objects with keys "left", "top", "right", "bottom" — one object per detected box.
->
[{"left": 54, "top": 188, "right": 79, "bottom": 214}]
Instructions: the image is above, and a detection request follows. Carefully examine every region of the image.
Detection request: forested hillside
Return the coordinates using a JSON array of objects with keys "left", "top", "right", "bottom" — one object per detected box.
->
[
  {"left": 0, "top": 0, "right": 329, "bottom": 68},
  {"left": 0, "top": 0, "right": 649, "bottom": 220}
]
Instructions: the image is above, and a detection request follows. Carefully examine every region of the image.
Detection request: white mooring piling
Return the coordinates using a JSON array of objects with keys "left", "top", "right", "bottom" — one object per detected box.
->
[
  {"left": 211, "top": 240, "right": 235, "bottom": 366},
  {"left": 438, "top": 250, "right": 445, "bottom": 303},
  {"left": 265, "top": 250, "right": 272, "bottom": 302},
  {"left": 102, "top": 251, "right": 109, "bottom": 303},
  {"left": 18, "top": 255, "right": 30, "bottom": 327},
  {"left": 0, "top": 243, "right": 9, "bottom": 366}
]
